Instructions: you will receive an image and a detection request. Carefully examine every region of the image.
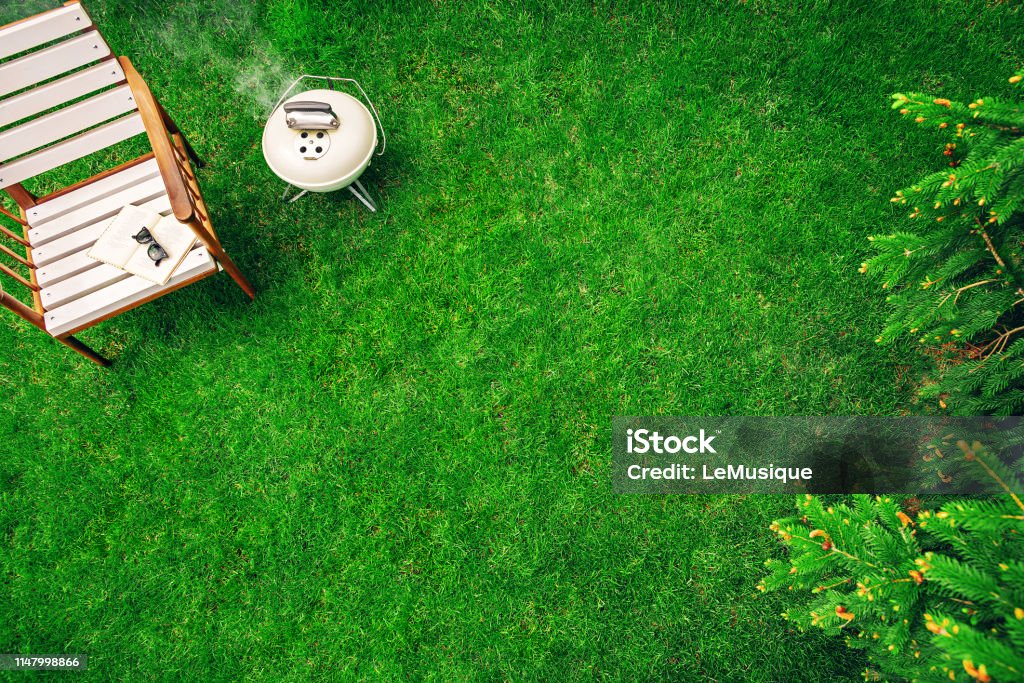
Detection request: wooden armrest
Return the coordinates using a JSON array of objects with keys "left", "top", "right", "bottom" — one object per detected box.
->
[{"left": 118, "top": 57, "right": 194, "bottom": 223}]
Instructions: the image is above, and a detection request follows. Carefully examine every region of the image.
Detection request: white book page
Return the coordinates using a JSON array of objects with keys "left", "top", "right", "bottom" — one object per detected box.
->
[
  {"left": 152, "top": 215, "right": 198, "bottom": 267},
  {"left": 123, "top": 215, "right": 198, "bottom": 285},
  {"left": 87, "top": 205, "right": 160, "bottom": 269}
]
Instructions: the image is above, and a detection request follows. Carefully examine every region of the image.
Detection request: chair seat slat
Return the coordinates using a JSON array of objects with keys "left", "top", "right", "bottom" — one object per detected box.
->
[
  {"left": 41, "top": 261, "right": 133, "bottom": 309},
  {"left": 35, "top": 249, "right": 102, "bottom": 289},
  {"left": 30, "top": 173, "right": 167, "bottom": 246},
  {"left": 26, "top": 156, "right": 159, "bottom": 226},
  {"left": 41, "top": 241, "right": 205, "bottom": 309},
  {"left": 32, "top": 193, "right": 172, "bottom": 267},
  {"left": 43, "top": 246, "right": 216, "bottom": 337}
]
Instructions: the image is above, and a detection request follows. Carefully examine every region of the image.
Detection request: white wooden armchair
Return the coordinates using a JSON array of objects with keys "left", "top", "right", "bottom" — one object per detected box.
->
[{"left": 0, "top": 0, "right": 254, "bottom": 366}]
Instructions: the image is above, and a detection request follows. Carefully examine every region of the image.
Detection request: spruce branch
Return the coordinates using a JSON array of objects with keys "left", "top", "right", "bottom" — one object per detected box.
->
[
  {"left": 937, "top": 279, "right": 999, "bottom": 309},
  {"left": 975, "top": 217, "right": 1024, "bottom": 299},
  {"left": 957, "top": 441, "right": 1024, "bottom": 513},
  {"left": 977, "top": 325, "right": 1024, "bottom": 360}
]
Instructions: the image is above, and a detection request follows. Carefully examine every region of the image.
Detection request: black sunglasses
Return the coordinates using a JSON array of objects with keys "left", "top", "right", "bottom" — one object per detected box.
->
[{"left": 132, "top": 227, "right": 169, "bottom": 266}]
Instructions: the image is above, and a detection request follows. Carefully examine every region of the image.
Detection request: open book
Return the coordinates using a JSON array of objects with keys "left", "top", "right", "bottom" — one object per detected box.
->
[{"left": 87, "top": 205, "right": 198, "bottom": 286}]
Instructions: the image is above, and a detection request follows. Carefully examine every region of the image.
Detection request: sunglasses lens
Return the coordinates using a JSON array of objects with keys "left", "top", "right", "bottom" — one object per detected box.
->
[
  {"left": 133, "top": 227, "right": 152, "bottom": 244},
  {"left": 148, "top": 243, "right": 168, "bottom": 266}
]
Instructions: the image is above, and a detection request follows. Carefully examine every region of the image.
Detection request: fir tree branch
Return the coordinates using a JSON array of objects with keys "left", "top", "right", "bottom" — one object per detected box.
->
[
  {"left": 958, "top": 441, "right": 1024, "bottom": 513},
  {"left": 979, "top": 325, "right": 1024, "bottom": 359},
  {"left": 938, "top": 279, "right": 999, "bottom": 309},
  {"left": 818, "top": 578, "right": 854, "bottom": 592},
  {"left": 976, "top": 218, "right": 1024, "bottom": 300},
  {"left": 791, "top": 534, "right": 888, "bottom": 573},
  {"left": 947, "top": 598, "right": 976, "bottom": 607},
  {"left": 971, "top": 121, "right": 1022, "bottom": 134}
]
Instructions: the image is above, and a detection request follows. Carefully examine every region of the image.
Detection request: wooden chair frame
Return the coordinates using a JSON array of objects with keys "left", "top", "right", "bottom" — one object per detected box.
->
[{"left": 0, "top": 1, "right": 254, "bottom": 366}]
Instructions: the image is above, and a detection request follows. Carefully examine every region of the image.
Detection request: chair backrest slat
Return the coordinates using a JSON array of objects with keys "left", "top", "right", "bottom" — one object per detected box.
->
[
  {"left": 0, "top": 60, "right": 125, "bottom": 128},
  {"left": 0, "top": 112, "right": 144, "bottom": 189},
  {"left": 0, "top": 2, "right": 141, "bottom": 192},
  {"left": 0, "top": 2, "right": 94, "bottom": 61},
  {"left": 0, "top": 84, "right": 136, "bottom": 162},
  {"left": 0, "top": 31, "right": 112, "bottom": 97}
]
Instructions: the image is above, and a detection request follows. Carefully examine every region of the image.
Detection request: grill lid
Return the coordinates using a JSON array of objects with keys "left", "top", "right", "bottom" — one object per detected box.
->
[{"left": 262, "top": 88, "right": 376, "bottom": 192}]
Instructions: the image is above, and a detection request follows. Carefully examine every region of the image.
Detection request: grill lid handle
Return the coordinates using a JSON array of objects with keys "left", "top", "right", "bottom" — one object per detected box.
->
[{"left": 284, "top": 101, "right": 339, "bottom": 130}]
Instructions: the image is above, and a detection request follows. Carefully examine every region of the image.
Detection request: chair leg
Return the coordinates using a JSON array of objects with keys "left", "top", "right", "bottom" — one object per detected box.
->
[
  {"left": 182, "top": 217, "right": 254, "bottom": 301},
  {"left": 214, "top": 250, "right": 255, "bottom": 300},
  {"left": 58, "top": 335, "right": 110, "bottom": 366}
]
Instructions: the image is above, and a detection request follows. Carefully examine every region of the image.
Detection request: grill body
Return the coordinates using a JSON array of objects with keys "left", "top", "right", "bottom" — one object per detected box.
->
[{"left": 262, "top": 88, "right": 377, "bottom": 193}]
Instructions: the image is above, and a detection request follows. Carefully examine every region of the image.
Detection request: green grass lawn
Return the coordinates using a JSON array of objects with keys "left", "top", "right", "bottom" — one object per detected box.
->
[{"left": 2, "top": 0, "right": 1023, "bottom": 680}]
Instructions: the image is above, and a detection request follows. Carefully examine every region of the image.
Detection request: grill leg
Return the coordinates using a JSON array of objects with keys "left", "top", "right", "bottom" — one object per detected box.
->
[
  {"left": 349, "top": 180, "right": 377, "bottom": 212},
  {"left": 281, "top": 184, "right": 308, "bottom": 203}
]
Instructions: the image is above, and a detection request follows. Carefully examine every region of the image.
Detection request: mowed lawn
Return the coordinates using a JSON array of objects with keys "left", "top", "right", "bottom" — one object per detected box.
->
[{"left": 2, "top": 0, "right": 1023, "bottom": 680}]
